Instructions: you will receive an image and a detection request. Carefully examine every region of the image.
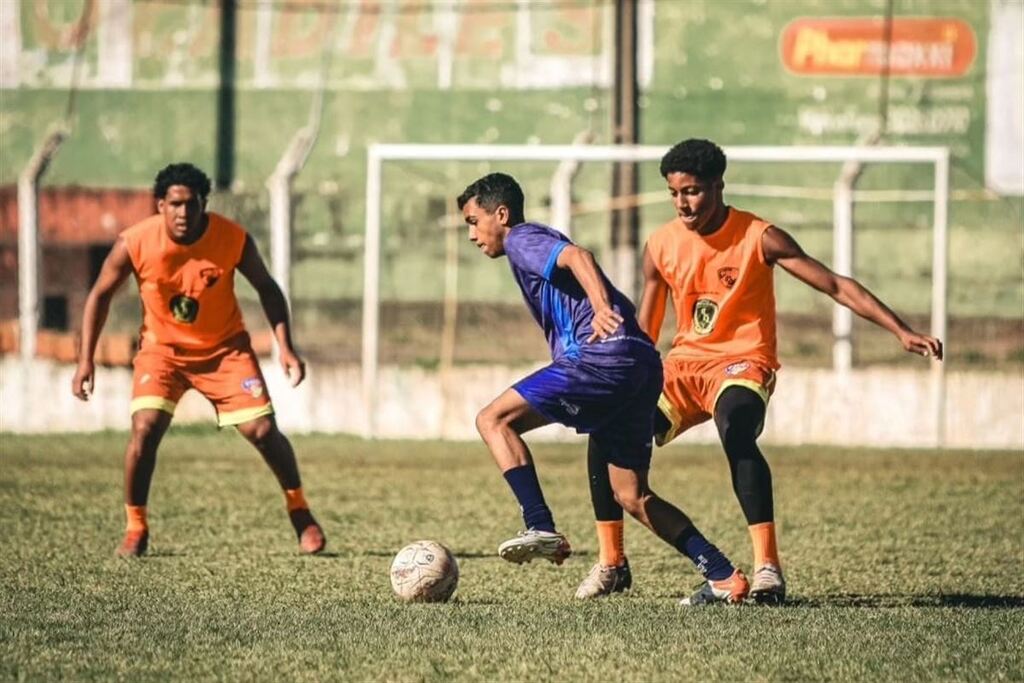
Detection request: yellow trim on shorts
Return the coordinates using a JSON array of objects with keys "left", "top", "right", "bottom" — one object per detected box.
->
[
  {"left": 130, "top": 396, "right": 177, "bottom": 416},
  {"left": 715, "top": 379, "right": 770, "bottom": 407},
  {"left": 218, "top": 404, "right": 274, "bottom": 427},
  {"left": 655, "top": 393, "right": 685, "bottom": 447}
]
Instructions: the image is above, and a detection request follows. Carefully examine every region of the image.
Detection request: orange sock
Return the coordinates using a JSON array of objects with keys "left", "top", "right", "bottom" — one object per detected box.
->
[
  {"left": 596, "top": 520, "right": 625, "bottom": 567},
  {"left": 284, "top": 488, "right": 309, "bottom": 512},
  {"left": 749, "top": 521, "right": 780, "bottom": 569},
  {"left": 125, "top": 505, "right": 148, "bottom": 532}
]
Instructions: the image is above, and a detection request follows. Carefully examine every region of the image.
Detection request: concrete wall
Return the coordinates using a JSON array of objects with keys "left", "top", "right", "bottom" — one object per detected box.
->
[{"left": 1, "top": 356, "right": 1021, "bottom": 450}]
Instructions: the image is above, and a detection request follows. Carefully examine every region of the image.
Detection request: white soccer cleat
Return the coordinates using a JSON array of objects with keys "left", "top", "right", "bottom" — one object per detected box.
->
[
  {"left": 497, "top": 529, "right": 572, "bottom": 565},
  {"left": 749, "top": 563, "right": 786, "bottom": 605},
  {"left": 574, "top": 559, "right": 632, "bottom": 599}
]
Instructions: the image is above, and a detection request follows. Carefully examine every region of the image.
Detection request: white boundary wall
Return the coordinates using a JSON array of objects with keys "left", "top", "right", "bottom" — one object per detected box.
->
[
  {"left": 362, "top": 143, "right": 951, "bottom": 442},
  {"left": 2, "top": 357, "right": 1021, "bottom": 451}
]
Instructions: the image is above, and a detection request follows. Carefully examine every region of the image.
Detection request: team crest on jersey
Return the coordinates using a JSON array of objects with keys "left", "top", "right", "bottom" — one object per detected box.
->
[
  {"left": 169, "top": 295, "right": 199, "bottom": 323},
  {"left": 725, "top": 361, "right": 751, "bottom": 376},
  {"left": 241, "top": 377, "right": 264, "bottom": 398},
  {"left": 718, "top": 267, "right": 739, "bottom": 289},
  {"left": 693, "top": 298, "right": 720, "bottom": 336}
]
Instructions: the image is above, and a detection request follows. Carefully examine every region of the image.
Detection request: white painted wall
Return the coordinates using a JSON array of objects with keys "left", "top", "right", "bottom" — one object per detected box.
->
[{"left": 2, "top": 357, "right": 1021, "bottom": 450}]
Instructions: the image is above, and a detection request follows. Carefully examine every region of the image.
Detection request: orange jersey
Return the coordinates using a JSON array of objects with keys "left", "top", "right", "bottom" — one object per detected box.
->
[
  {"left": 647, "top": 207, "right": 779, "bottom": 369},
  {"left": 122, "top": 212, "right": 247, "bottom": 350}
]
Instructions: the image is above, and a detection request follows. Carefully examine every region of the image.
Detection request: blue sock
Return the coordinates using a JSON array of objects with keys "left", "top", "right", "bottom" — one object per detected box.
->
[
  {"left": 502, "top": 464, "right": 556, "bottom": 532},
  {"left": 674, "top": 526, "right": 735, "bottom": 581}
]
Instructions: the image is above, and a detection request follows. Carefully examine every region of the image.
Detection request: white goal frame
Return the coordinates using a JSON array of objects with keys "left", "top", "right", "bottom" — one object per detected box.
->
[{"left": 362, "top": 143, "right": 950, "bottom": 443}]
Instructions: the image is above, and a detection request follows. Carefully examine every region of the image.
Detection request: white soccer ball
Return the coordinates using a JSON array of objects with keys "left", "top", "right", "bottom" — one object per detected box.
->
[{"left": 389, "top": 540, "right": 459, "bottom": 603}]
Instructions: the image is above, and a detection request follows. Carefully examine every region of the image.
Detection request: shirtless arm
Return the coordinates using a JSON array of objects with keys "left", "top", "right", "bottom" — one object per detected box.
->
[
  {"left": 72, "top": 237, "right": 133, "bottom": 400},
  {"left": 237, "top": 234, "right": 306, "bottom": 386},
  {"left": 636, "top": 245, "right": 669, "bottom": 345},
  {"left": 763, "top": 225, "right": 943, "bottom": 359},
  {"left": 556, "top": 244, "right": 625, "bottom": 343}
]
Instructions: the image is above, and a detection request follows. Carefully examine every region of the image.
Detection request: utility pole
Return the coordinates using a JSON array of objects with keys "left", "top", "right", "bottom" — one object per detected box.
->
[
  {"left": 610, "top": 0, "right": 639, "bottom": 299},
  {"left": 216, "top": 0, "right": 237, "bottom": 190}
]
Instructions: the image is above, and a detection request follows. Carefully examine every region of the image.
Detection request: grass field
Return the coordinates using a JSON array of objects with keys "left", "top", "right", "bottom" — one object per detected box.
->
[{"left": 2, "top": 429, "right": 1022, "bottom": 681}]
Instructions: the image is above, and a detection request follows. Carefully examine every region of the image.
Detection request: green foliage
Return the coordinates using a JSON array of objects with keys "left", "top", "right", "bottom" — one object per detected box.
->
[{"left": 2, "top": 431, "right": 1022, "bottom": 680}]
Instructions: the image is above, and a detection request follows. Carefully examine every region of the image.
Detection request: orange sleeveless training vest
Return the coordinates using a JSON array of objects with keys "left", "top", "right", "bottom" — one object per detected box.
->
[
  {"left": 647, "top": 207, "right": 779, "bottom": 369},
  {"left": 121, "top": 212, "right": 247, "bottom": 350}
]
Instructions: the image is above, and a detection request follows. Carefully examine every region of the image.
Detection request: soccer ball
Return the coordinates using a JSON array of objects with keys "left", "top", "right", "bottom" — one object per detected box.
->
[{"left": 389, "top": 540, "right": 459, "bottom": 603}]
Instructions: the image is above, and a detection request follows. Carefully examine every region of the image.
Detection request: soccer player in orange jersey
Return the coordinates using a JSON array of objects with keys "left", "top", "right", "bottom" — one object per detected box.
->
[
  {"left": 71, "top": 163, "right": 325, "bottom": 558},
  {"left": 586, "top": 139, "right": 943, "bottom": 605}
]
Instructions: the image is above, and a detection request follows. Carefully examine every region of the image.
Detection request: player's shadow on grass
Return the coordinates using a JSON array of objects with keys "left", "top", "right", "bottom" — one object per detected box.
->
[{"left": 791, "top": 593, "right": 1024, "bottom": 609}]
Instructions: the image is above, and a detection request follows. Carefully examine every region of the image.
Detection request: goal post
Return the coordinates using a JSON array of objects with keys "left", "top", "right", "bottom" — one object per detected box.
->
[{"left": 362, "top": 143, "right": 950, "bottom": 443}]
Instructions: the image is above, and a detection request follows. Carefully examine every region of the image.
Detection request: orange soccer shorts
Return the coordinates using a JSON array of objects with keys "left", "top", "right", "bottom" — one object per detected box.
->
[
  {"left": 129, "top": 333, "right": 274, "bottom": 427},
  {"left": 656, "top": 356, "right": 777, "bottom": 446}
]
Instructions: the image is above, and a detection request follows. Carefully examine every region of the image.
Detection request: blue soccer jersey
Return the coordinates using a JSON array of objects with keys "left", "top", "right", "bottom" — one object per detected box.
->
[
  {"left": 505, "top": 223, "right": 661, "bottom": 467},
  {"left": 504, "top": 223, "right": 654, "bottom": 363}
]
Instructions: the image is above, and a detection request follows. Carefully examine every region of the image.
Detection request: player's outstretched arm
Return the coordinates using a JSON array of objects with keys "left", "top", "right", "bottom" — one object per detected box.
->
[
  {"left": 72, "top": 237, "right": 133, "bottom": 400},
  {"left": 637, "top": 245, "right": 669, "bottom": 345},
  {"left": 764, "top": 226, "right": 943, "bottom": 360},
  {"left": 237, "top": 235, "right": 306, "bottom": 386},
  {"left": 555, "top": 244, "right": 624, "bottom": 342}
]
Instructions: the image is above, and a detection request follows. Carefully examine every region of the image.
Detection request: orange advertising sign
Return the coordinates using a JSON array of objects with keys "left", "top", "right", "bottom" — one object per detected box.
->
[{"left": 781, "top": 17, "right": 976, "bottom": 77}]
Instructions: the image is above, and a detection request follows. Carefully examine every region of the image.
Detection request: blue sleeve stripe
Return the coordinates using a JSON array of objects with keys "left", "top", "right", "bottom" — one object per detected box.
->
[{"left": 543, "top": 240, "right": 570, "bottom": 280}]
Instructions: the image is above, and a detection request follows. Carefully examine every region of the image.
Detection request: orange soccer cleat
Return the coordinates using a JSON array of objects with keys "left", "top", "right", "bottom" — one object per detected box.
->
[
  {"left": 289, "top": 508, "right": 326, "bottom": 555},
  {"left": 680, "top": 568, "right": 750, "bottom": 606},
  {"left": 115, "top": 529, "right": 149, "bottom": 558}
]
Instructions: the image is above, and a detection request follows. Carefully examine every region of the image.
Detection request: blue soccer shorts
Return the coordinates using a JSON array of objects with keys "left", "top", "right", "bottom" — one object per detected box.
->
[{"left": 513, "top": 354, "right": 663, "bottom": 471}]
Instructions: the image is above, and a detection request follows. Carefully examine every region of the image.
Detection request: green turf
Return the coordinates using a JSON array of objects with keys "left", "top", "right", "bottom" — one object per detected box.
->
[{"left": 1, "top": 430, "right": 1022, "bottom": 681}]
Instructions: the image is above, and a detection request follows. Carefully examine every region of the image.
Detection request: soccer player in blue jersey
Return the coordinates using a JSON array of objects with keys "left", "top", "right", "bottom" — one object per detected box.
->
[{"left": 458, "top": 172, "right": 749, "bottom": 605}]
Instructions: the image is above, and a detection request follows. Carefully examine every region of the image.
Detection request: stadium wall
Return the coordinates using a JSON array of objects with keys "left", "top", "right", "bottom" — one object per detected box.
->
[{"left": 2, "top": 356, "right": 1021, "bottom": 450}]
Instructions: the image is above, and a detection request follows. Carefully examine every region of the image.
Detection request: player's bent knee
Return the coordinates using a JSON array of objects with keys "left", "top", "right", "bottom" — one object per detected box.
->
[
  {"left": 474, "top": 406, "right": 507, "bottom": 439},
  {"left": 236, "top": 415, "right": 276, "bottom": 445},
  {"left": 714, "top": 387, "right": 765, "bottom": 447},
  {"left": 474, "top": 408, "right": 491, "bottom": 438},
  {"left": 612, "top": 489, "right": 649, "bottom": 518},
  {"left": 129, "top": 410, "right": 169, "bottom": 443}
]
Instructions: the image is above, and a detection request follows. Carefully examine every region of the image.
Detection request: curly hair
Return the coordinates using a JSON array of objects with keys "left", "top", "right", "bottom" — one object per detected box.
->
[
  {"left": 456, "top": 172, "right": 525, "bottom": 225},
  {"left": 153, "top": 163, "right": 212, "bottom": 200},
  {"left": 659, "top": 139, "right": 727, "bottom": 181}
]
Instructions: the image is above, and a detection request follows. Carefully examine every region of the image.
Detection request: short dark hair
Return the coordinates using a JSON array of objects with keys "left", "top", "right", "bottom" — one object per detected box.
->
[
  {"left": 456, "top": 172, "right": 525, "bottom": 224},
  {"left": 153, "top": 163, "right": 212, "bottom": 200},
  {"left": 659, "top": 139, "right": 727, "bottom": 181}
]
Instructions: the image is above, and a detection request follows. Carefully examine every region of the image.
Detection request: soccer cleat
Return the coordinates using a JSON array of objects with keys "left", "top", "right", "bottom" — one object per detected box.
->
[
  {"left": 749, "top": 563, "right": 786, "bottom": 605},
  {"left": 574, "top": 559, "right": 633, "bottom": 599},
  {"left": 680, "top": 568, "right": 749, "bottom": 606},
  {"left": 497, "top": 529, "right": 572, "bottom": 565},
  {"left": 289, "top": 508, "right": 326, "bottom": 555},
  {"left": 115, "top": 529, "right": 149, "bottom": 558}
]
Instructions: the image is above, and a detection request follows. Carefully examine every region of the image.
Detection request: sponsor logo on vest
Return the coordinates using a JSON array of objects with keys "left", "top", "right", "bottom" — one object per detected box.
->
[
  {"left": 718, "top": 267, "right": 739, "bottom": 289},
  {"left": 241, "top": 377, "right": 265, "bottom": 398},
  {"left": 693, "top": 298, "right": 719, "bottom": 336},
  {"left": 169, "top": 295, "right": 199, "bottom": 323}
]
